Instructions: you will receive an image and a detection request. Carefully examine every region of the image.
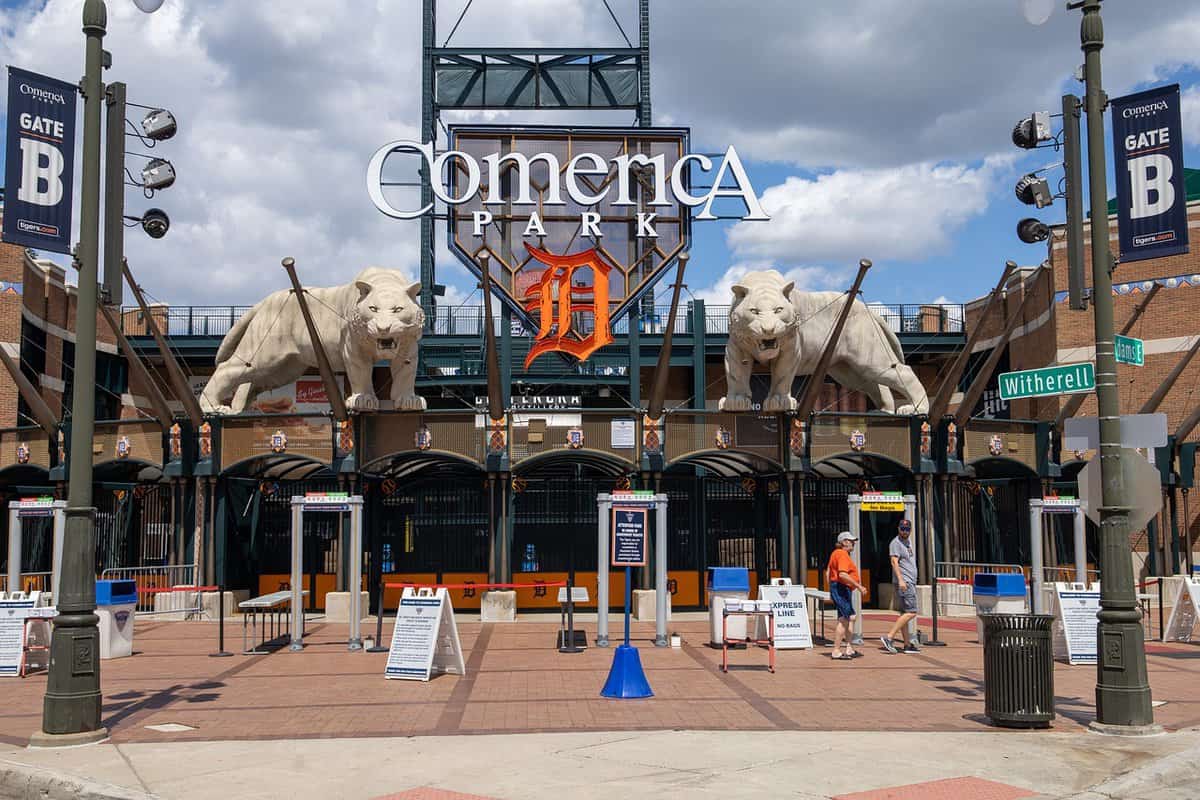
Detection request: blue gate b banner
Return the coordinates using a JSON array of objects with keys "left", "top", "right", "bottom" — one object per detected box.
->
[
  {"left": 3, "top": 67, "right": 78, "bottom": 255},
  {"left": 1111, "top": 84, "right": 1189, "bottom": 264}
]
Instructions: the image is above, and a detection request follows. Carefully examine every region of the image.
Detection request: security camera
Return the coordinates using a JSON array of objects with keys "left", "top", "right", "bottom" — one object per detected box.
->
[
  {"left": 141, "top": 108, "right": 176, "bottom": 141},
  {"left": 1017, "top": 218, "right": 1050, "bottom": 244},
  {"left": 141, "top": 208, "right": 170, "bottom": 239},
  {"left": 141, "top": 158, "right": 175, "bottom": 190}
]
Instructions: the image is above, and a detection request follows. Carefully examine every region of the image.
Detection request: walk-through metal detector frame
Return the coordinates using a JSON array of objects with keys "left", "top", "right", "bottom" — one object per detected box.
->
[
  {"left": 846, "top": 494, "right": 916, "bottom": 645},
  {"left": 1028, "top": 498, "right": 1087, "bottom": 615},
  {"left": 596, "top": 492, "right": 669, "bottom": 648},
  {"left": 6, "top": 499, "right": 66, "bottom": 599},
  {"left": 289, "top": 494, "right": 363, "bottom": 652}
]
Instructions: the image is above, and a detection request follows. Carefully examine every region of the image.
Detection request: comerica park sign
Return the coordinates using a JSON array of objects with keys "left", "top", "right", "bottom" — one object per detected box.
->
[
  {"left": 366, "top": 125, "right": 770, "bottom": 368},
  {"left": 366, "top": 130, "right": 769, "bottom": 237}
]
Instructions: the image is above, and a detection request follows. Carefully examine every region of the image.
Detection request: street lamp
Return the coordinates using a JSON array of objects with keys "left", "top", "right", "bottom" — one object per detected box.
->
[
  {"left": 1016, "top": 0, "right": 1156, "bottom": 733},
  {"left": 31, "top": 0, "right": 165, "bottom": 748}
]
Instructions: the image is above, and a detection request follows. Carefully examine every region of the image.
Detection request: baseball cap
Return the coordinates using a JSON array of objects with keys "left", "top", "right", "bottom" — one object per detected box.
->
[{"left": 837, "top": 531, "right": 857, "bottom": 543}]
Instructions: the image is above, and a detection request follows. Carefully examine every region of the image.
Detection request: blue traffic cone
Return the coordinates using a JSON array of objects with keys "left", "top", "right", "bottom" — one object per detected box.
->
[{"left": 600, "top": 644, "right": 653, "bottom": 699}]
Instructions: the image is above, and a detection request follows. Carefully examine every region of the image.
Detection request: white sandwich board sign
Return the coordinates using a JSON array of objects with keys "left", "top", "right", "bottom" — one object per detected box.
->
[
  {"left": 757, "top": 579, "right": 813, "bottom": 649},
  {"left": 385, "top": 587, "right": 465, "bottom": 681},
  {"left": 1051, "top": 582, "right": 1100, "bottom": 665},
  {"left": 1163, "top": 578, "right": 1200, "bottom": 643}
]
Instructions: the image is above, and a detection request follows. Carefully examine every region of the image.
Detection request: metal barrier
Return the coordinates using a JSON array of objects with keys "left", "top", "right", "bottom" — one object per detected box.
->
[
  {"left": 1042, "top": 566, "right": 1100, "bottom": 585},
  {"left": 100, "top": 565, "right": 197, "bottom": 614}
]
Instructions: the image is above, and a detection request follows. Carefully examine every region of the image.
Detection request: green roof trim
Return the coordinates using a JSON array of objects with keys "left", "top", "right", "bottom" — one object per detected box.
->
[{"left": 1106, "top": 167, "right": 1200, "bottom": 215}]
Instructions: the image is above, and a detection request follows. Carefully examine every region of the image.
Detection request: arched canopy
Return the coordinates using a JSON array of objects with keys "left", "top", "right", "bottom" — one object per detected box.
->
[
  {"left": 967, "top": 456, "right": 1039, "bottom": 480},
  {"left": 361, "top": 449, "right": 485, "bottom": 480},
  {"left": 0, "top": 464, "right": 52, "bottom": 493},
  {"left": 665, "top": 448, "right": 783, "bottom": 478},
  {"left": 513, "top": 448, "right": 633, "bottom": 477},
  {"left": 220, "top": 454, "right": 334, "bottom": 481},
  {"left": 94, "top": 458, "right": 163, "bottom": 483},
  {"left": 809, "top": 452, "right": 912, "bottom": 480}
]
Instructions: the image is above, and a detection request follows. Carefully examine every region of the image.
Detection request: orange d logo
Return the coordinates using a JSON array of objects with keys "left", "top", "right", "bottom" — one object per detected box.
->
[{"left": 522, "top": 243, "right": 613, "bottom": 368}]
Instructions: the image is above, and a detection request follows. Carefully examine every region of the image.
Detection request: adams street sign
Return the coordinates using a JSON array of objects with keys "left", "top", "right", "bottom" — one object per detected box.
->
[
  {"left": 998, "top": 362, "right": 1095, "bottom": 401},
  {"left": 1114, "top": 334, "right": 1145, "bottom": 366}
]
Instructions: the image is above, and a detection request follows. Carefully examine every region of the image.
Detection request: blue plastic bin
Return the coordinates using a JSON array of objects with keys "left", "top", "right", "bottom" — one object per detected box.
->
[
  {"left": 972, "top": 573, "right": 1028, "bottom": 642},
  {"left": 708, "top": 567, "right": 750, "bottom": 593},
  {"left": 972, "top": 573, "right": 1027, "bottom": 597},
  {"left": 96, "top": 579, "right": 138, "bottom": 606}
]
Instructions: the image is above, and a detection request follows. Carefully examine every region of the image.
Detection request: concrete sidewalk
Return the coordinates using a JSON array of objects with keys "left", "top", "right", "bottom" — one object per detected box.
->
[{"left": 2, "top": 728, "right": 1198, "bottom": 800}]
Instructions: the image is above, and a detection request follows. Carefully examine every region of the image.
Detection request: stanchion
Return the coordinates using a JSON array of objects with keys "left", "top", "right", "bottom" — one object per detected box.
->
[
  {"left": 926, "top": 576, "right": 947, "bottom": 647},
  {"left": 558, "top": 578, "right": 583, "bottom": 654},
  {"left": 601, "top": 566, "right": 652, "bottom": 698},
  {"left": 1159, "top": 576, "right": 1166, "bottom": 643},
  {"left": 209, "top": 586, "right": 233, "bottom": 658},
  {"left": 366, "top": 578, "right": 389, "bottom": 653}
]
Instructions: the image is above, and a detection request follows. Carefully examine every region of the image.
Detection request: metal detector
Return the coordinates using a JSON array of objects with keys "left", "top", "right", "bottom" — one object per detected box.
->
[{"left": 289, "top": 493, "right": 363, "bottom": 651}]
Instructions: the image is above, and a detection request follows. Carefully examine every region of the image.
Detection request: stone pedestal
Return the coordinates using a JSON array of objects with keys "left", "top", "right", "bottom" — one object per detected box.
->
[
  {"left": 632, "top": 589, "right": 669, "bottom": 621},
  {"left": 151, "top": 589, "right": 247, "bottom": 620},
  {"left": 323, "top": 591, "right": 369, "bottom": 623},
  {"left": 481, "top": 590, "right": 516, "bottom": 622}
]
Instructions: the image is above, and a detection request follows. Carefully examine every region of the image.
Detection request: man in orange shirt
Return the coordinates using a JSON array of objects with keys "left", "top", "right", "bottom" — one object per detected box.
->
[{"left": 828, "top": 531, "right": 868, "bottom": 659}]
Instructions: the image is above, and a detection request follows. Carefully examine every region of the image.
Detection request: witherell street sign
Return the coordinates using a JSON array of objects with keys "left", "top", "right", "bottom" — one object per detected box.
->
[{"left": 998, "top": 362, "right": 1096, "bottom": 401}]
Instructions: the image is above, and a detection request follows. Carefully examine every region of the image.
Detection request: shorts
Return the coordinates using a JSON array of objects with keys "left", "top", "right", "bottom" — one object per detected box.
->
[
  {"left": 895, "top": 583, "right": 918, "bottom": 614},
  {"left": 830, "top": 582, "right": 855, "bottom": 619}
]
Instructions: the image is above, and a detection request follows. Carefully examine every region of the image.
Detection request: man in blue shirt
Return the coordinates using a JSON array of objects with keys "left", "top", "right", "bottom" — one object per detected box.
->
[{"left": 881, "top": 519, "right": 920, "bottom": 654}]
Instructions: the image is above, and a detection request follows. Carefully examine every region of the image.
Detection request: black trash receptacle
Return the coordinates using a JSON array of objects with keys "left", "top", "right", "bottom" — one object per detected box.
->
[{"left": 981, "top": 613, "right": 1055, "bottom": 729}]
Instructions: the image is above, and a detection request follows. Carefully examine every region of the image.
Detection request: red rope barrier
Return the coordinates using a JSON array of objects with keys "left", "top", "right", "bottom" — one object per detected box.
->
[
  {"left": 383, "top": 581, "right": 567, "bottom": 591},
  {"left": 137, "top": 585, "right": 219, "bottom": 594}
]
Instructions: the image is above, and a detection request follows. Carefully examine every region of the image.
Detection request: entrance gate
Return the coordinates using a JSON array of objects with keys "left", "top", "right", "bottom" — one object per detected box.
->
[
  {"left": 846, "top": 493, "right": 916, "bottom": 643},
  {"left": 1028, "top": 497, "right": 1086, "bottom": 614},
  {"left": 288, "top": 493, "right": 364, "bottom": 652},
  {"left": 5, "top": 498, "right": 65, "bottom": 597}
]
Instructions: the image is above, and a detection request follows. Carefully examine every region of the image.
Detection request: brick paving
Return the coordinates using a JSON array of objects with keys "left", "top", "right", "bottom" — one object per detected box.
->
[
  {"left": 832, "top": 776, "right": 1038, "bottom": 800},
  {"left": 2, "top": 613, "right": 1198, "bottom": 747}
]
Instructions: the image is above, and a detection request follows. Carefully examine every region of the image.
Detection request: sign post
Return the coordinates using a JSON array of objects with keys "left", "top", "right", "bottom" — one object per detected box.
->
[{"left": 600, "top": 501, "right": 653, "bottom": 699}]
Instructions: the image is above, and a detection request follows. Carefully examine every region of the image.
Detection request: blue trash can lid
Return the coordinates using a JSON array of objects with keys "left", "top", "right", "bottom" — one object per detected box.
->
[{"left": 708, "top": 567, "right": 750, "bottom": 591}]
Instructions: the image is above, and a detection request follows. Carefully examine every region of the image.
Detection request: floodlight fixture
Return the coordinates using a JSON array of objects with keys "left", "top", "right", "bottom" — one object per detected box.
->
[
  {"left": 132, "top": 0, "right": 165, "bottom": 12},
  {"left": 1017, "top": 217, "right": 1050, "bottom": 244},
  {"left": 140, "top": 108, "right": 176, "bottom": 141},
  {"left": 1015, "top": 173, "right": 1054, "bottom": 208},
  {"left": 139, "top": 208, "right": 170, "bottom": 239},
  {"left": 141, "top": 157, "right": 175, "bottom": 190},
  {"left": 1012, "top": 111, "right": 1052, "bottom": 149}
]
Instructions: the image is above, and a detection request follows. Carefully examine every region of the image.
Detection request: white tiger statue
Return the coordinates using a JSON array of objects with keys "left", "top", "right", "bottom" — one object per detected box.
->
[
  {"left": 719, "top": 270, "right": 928, "bottom": 415},
  {"left": 199, "top": 267, "right": 426, "bottom": 414}
]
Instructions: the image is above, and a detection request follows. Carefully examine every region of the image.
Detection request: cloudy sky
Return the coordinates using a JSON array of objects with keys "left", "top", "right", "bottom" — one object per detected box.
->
[{"left": 1, "top": 0, "right": 1199, "bottom": 311}]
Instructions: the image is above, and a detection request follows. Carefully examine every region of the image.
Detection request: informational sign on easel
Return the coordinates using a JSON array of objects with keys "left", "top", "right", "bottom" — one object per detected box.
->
[
  {"left": 0, "top": 598, "right": 54, "bottom": 677},
  {"left": 384, "top": 587, "right": 465, "bottom": 681},
  {"left": 757, "top": 579, "right": 813, "bottom": 649},
  {"left": 1163, "top": 578, "right": 1200, "bottom": 643},
  {"left": 1051, "top": 582, "right": 1100, "bottom": 665}
]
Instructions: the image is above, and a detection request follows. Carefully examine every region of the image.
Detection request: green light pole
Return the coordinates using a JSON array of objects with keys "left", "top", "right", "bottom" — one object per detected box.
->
[
  {"left": 30, "top": 0, "right": 109, "bottom": 746},
  {"left": 1073, "top": 0, "right": 1157, "bottom": 733}
]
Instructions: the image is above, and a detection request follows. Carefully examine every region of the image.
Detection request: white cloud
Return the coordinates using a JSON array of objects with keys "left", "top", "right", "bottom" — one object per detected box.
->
[
  {"left": 726, "top": 157, "right": 1008, "bottom": 264},
  {"left": 1182, "top": 85, "right": 1200, "bottom": 148},
  {"left": 693, "top": 261, "right": 846, "bottom": 307}
]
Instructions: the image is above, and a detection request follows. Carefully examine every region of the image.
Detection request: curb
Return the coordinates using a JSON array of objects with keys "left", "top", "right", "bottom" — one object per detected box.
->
[
  {"left": 1058, "top": 742, "right": 1200, "bottom": 799},
  {"left": 0, "top": 759, "right": 158, "bottom": 800}
]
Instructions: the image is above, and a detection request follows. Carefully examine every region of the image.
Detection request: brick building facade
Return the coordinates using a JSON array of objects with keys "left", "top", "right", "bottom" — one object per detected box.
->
[{"left": 962, "top": 175, "right": 1200, "bottom": 568}]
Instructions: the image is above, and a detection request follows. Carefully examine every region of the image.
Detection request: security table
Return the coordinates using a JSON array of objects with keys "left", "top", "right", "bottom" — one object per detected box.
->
[
  {"left": 805, "top": 588, "right": 831, "bottom": 644},
  {"left": 238, "top": 590, "right": 309, "bottom": 654},
  {"left": 722, "top": 607, "right": 775, "bottom": 673}
]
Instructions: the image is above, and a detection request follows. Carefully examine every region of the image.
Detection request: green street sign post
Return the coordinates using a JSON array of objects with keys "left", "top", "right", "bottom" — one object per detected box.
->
[
  {"left": 998, "top": 362, "right": 1096, "bottom": 401},
  {"left": 1114, "top": 334, "right": 1144, "bottom": 366}
]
